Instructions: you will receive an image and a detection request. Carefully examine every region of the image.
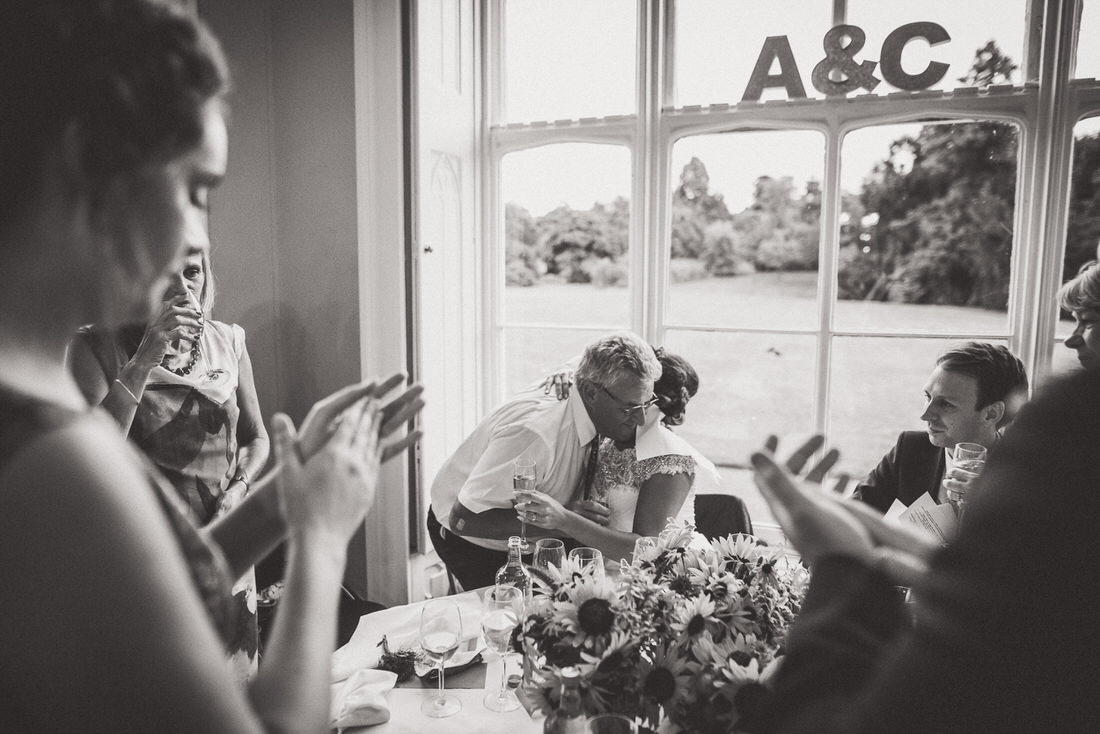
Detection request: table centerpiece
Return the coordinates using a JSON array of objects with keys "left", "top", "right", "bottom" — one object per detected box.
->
[{"left": 519, "top": 522, "right": 808, "bottom": 733}]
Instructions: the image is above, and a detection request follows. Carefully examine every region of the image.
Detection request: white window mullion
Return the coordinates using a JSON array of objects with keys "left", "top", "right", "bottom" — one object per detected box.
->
[{"left": 815, "top": 124, "right": 844, "bottom": 438}]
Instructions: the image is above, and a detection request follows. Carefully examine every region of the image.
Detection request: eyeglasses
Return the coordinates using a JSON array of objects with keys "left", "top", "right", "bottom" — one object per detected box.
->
[{"left": 596, "top": 383, "right": 659, "bottom": 419}]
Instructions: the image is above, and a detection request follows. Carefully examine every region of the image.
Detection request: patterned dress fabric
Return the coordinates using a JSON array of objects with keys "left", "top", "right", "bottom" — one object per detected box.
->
[
  {"left": 74, "top": 321, "right": 258, "bottom": 682},
  {"left": 592, "top": 437, "right": 697, "bottom": 533}
]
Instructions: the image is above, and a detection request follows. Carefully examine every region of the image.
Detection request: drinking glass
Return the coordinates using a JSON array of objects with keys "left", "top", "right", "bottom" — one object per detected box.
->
[
  {"left": 586, "top": 713, "right": 638, "bottom": 733},
  {"left": 944, "top": 442, "right": 987, "bottom": 522},
  {"left": 419, "top": 598, "right": 463, "bottom": 717},
  {"left": 481, "top": 585, "right": 525, "bottom": 712},
  {"left": 513, "top": 457, "right": 537, "bottom": 553},
  {"left": 631, "top": 536, "right": 658, "bottom": 565},
  {"left": 569, "top": 546, "right": 605, "bottom": 579},
  {"left": 533, "top": 538, "right": 565, "bottom": 574}
]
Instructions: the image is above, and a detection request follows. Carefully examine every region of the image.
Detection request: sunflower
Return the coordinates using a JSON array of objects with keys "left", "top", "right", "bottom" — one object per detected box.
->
[
  {"left": 551, "top": 573, "right": 622, "bottom": 649},
  {"left": 669, "top": 593, "right": 719, "bottom": 639},
  {"left": 640, "top": 644, "right": 691, "bottom": 707}
]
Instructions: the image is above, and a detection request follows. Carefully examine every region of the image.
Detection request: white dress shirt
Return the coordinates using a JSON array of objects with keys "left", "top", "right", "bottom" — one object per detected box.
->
[{"left": 429, "top": 388, "right": 598, "bottom": 551}]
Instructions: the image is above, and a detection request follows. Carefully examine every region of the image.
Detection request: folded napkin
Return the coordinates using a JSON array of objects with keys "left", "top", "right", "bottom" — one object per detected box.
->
[
  {"left": 330, "top": 668, "right": 397, "bottom": 731},
  {"left": 331, "top": 591, "right": 484, "bottom": 683}
]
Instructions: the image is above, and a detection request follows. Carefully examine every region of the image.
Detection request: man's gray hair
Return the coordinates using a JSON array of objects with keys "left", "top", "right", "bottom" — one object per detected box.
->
[{"left": 575, "top": 332, "right": 662, "bottom": 387}]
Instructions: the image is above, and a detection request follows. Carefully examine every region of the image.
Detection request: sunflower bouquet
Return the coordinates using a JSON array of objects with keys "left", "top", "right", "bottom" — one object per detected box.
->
[{"left": 519, "top": 523, "right": 809, "bottom": 733}]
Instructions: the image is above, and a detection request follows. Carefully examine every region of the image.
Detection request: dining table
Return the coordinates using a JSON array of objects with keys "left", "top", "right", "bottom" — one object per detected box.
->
[{"left": 331, "top": 588, "right": 544, "bottom": 733}]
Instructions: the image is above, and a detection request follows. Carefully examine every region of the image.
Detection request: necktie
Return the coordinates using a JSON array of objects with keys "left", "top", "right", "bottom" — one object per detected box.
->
[{"left": 581, "top": 436, "right": 600, "bottom": 501}]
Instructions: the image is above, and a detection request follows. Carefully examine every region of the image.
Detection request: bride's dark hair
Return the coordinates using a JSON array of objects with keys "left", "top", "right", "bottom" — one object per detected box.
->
[{"left": 653, "top": 347, "right": 699, "bottom": 426}]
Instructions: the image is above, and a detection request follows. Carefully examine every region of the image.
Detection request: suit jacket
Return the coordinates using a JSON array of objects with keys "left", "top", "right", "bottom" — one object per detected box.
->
[{"left": 852, "top": 430, "right": 945, "bottom": 513}]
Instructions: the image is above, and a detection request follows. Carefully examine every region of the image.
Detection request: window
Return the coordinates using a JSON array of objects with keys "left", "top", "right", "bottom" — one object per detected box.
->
[{"left": 472, "top": 0, "right": 1098, "bottom": 531}]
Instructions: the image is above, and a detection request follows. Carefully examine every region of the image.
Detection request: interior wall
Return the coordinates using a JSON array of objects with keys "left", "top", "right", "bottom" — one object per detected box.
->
[{"left": 197, "top": 0, "right": 408, "bottom": 601}]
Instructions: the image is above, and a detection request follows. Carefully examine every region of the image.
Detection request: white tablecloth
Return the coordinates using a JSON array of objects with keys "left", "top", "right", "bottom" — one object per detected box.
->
[{"left": 333, "top": 592, "right": 542, "bottom": 733}]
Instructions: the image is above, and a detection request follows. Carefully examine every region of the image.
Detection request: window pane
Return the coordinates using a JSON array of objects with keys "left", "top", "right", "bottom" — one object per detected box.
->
[
  {"left": 673, "top": 0, "right": 833, "bottom": 105},
  {"left": 828, "top": 336, "right": 1007, "bottom": 479},
  {"left": 847, "top": 0, "right": 1027, "bottom": 90},
  {"left": 502, "top": 0, "right": 635, "bottom": 123},
  {"left": 1055, "top": 115, "right": 1100, "bottom": 376},
  {"left": 836, "top": 121, "right": 1018, "bottom": 334},
  {"left": 667, "top": 130, "right": 825, "bottom": 330},
  {"left": 673, "top": 0, "right": 1026, "bottom": 107},
  {"left": 501, "top": 327, "right": 606, "bottom": 399},
  {"left": 663, "top": 330, "right": 817, "bottom": 472},
  {"left": 1076, "top": 1, "right": 1100, "bottom": 79},
  {"left": 502, "top": 144, "right": 631, "bottom": 328}
]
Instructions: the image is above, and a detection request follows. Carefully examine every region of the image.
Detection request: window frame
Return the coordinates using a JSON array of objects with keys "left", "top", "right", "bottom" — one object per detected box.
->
[{"left": 480, "top": 0, "right": 1092, "bottom": 478}]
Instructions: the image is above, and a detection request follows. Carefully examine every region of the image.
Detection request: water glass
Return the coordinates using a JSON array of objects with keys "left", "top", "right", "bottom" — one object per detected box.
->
[
  {"left": 569, "top": 547, "right": 604, "bottom": 579},
  {"left": 481, "top": 585, "right": 524, "bottom": 712},
  {"left": 533, "top": 538, "right": 565, "bottom": 574},
  {"left": 631, "top": 536, "right": 658, "bottom": 565},
  {"left": 586, "top": 713, "right": 638, "bottom": 733},
  {"left": 944, "top": 442, "right": 987, "bottom": 522}
]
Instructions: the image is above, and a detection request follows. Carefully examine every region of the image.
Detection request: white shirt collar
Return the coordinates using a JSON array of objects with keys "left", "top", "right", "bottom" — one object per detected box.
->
[{"left": 568, "top": 388, "right": 598, "bottom": 446}]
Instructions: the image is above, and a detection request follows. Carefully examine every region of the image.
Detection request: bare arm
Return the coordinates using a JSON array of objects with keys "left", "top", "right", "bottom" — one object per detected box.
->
[
  {"left": 518, "top": 470, "right": 691, "bottom": 562},
  {"left": 207, "top": 373, "right": 424, "bottom": 577},
  {"left": 67, "top": 296, "right": 202, "bottom": 430},
  {"left": 216, "top": 345, "right": 270, "bottom": 518},
  {"left": 0, "top": 420, "right": 266, "bottom": 732}
]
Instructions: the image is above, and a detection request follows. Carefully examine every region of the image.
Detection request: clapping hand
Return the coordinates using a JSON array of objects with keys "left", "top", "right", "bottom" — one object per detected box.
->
[
  {"left": 751, "top": 435, "right": 936, "bottom": 587},
  {"left": 297, "top": 372, "right": 424, "bottom": 464}
]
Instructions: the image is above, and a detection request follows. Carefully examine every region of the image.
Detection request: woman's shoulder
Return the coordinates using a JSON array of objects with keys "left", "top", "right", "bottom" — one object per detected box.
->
[{"left": 637, "top": 452, "right": 695, "bottom": 482}]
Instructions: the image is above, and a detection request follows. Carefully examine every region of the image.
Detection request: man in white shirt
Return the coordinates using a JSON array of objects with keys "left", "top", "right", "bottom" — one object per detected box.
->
[{"left": 427, "top": 332, "right": 662, "bottom": 591}]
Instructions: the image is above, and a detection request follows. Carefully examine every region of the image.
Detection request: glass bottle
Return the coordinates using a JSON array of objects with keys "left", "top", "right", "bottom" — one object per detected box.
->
[
  {"left": 544, "top": 666, "right": 586, "bottom": 734},
  {"left": 495, "top": 535, "right": 532, "bottom": 598}
]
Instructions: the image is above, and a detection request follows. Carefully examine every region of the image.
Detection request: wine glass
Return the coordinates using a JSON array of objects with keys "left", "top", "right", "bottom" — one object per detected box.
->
[
  {"left": 534, "top": 537, "right": 565, "bottom": 569},
  {"left": 419, "top": 598, "right": 463, "bottom": 717},
  {"left": 569, "top": 546, "right": 604, "bottom": 579},
  {"left": 481, "top": 585, "right": 524, "bottom": 712},
  {"left": 631, "top": 536, "right": 657, "bottom": 565},
  {"left": 513, "top": 457, "right": 537, "bottom": 552}
]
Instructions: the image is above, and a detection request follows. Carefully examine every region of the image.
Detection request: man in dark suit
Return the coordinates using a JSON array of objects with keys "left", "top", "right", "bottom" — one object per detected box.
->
[{"left": 853, "top": 342, "right": 1028, "bottom": 513}]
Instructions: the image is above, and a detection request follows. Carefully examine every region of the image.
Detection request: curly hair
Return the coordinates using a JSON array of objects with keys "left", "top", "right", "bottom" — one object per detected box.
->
[
  {"left": 0, "top": 0, "right": 229, "bottom": 230},
  {"left": 653, "top": 348, "right": 699, "bottom": 426},
  {"left": 576, "top": 332, "right": 662, "bottom": 388}
]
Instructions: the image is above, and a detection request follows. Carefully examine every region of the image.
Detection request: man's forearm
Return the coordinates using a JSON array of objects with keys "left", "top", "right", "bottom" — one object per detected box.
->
[{"left": 449, "top": 502, "right": 566, "bottom": 541}]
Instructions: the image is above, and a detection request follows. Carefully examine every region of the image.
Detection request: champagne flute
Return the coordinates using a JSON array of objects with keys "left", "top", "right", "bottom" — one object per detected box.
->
[
  {"left": 419, "top": 598, "right": 463, "bottom": 717},
  {"left": 513, "top": 457, "right": 537, "bottom": 553},
  {"left": 481, "top": 585, "right": 524, "bottom": 712}
]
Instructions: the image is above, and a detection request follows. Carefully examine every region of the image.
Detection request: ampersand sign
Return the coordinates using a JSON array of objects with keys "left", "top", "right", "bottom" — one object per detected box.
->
[{"left": 812, "top": 25, "right": 881, "bottom": 96}]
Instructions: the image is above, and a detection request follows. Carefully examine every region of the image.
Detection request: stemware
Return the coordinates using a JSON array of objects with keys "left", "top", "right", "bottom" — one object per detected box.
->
[
  {"left": 419, "top": 598, "right": 463, "bottom": 717},
  {"left": 631, "top": 536, "right": 658, "bottom": 565},
  {"left": 569, "top": 546, "right": 605, "bottom": 579},
  {"left": 481, "top": 585, "right": 525, "bottom": 712},
  {"left": 513, "top": 457, "right": 537, "bottom": 552},
  {"left": 533, "top": 537, "right": 565, "bottom": 575}
]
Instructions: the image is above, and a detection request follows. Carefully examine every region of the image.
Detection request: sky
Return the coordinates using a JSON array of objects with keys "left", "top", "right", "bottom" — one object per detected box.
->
[{"left": 500, "top": 0, "right": 1100, "bottom": 217}]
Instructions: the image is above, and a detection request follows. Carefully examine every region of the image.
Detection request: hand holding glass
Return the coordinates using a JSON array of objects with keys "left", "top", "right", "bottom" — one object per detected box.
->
[
  {"left": 943, "top": 442, "right": 986, "bottom": 521},
  {"left": 513, "top": 457, "right": 537, "bottom": 552},
  {"left": 481, "top": 585, "right": 524, "bottom": 712},
  {"left": 419, "top": 599, "right": 463, "bottom": 718}
]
